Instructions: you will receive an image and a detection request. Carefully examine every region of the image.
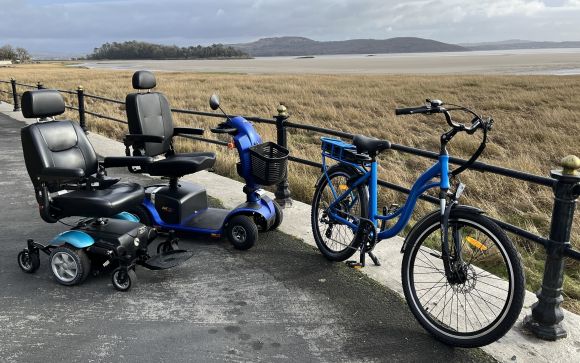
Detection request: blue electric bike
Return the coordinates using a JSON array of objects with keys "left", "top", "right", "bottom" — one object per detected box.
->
[{"left": 311, "top": 99, "right": 525, "bottom": 347}]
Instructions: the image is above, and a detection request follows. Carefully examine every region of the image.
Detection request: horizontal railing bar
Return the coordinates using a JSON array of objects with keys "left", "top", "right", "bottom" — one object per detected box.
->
[
  {"left": 171, "top": 108, "right": 277, "bottom": 125},
  {"left": 84, "top": 93, "right": 125, "bottom": 105},
  {"left": 286, "top": 153, "right": 556, "bottom": 248},
  {"left": 286, "top": 121, "right": 353, "bottom": 138},
  {"left": 180, "top": 134, "right": 229, "bottom": 146},
  {"left": 65, "top": 105, "right": 79, "bottom": 111},
  {"left": 390, "top": 144, "right": 556, "bottom": 187},
  {"left": 55, "top": 88, "right": 76, "bottom": 95},
  {"left": 288, "top": 155, "right": 323, "bottom": 168},
  {"left": 84, "top": 110, "right": 127, "bottom": 124},
  {"left": 14, "top": 82, "right": 37, "bottom": 88},
  {"left": 0, "top": 80, "right": 11, "bottom": 84},
  {"left": 565, "top": 247, "right": 580, "bottom": 260},
  {"left": 285, "top": 121, "right": 555, "bottom": 187}
]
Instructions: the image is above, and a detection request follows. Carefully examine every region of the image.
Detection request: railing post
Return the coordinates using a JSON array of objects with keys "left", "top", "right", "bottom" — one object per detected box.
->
[
  {"left": 36, "top": 81, "right": 43, "bottom": 90},
  {"left": 77, "top": 85, "right": 87, "bottom": 133},
  {"left": 274, "top": 103, "right": 292, "bottom": 208},
  {"left": 10, "top": 78, "right": 20, "bottom": 111},
  {"left": 524, "top": 155, "right": 580, "bottom": 340}
]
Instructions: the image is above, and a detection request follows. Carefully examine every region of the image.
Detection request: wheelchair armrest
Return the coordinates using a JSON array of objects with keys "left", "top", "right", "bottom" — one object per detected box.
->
[
  {"left": 123, "top": 134, "right": 164, "bottom": 146},
  {"left": 39, "top": 167, "right": 85, "bottom": 179},
  {"left": 101, "top": 156, "right": 154, "bottom": 168},
  {"left": 173, "top": 127, "right": 204, "bottom": 136}
]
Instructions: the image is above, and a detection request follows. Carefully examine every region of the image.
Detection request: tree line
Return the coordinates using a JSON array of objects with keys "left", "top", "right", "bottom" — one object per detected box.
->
[
  {"left": 0, "top": 45, "right": 31, "bottom": 62},
  {"left": 88, "top": 41, "right": 249, "bottom": 60}
]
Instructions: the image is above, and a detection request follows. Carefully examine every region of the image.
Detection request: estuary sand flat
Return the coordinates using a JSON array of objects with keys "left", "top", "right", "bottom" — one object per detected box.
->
[{"left": 77, "top": 49, "right": 580, "bottom": 75}]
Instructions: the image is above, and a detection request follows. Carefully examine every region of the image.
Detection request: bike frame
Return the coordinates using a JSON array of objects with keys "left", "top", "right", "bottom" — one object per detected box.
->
[{"left": 323, "top": 153, "right": 449, "bottom": 241}]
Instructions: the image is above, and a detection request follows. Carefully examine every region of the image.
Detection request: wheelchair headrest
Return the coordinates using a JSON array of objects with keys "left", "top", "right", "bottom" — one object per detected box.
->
[
  {"left": 21, "top": 89, "right": 65, "bottom": 119},
  {"left": 132, "top": 70, "right": 156, "bottom": 90}
]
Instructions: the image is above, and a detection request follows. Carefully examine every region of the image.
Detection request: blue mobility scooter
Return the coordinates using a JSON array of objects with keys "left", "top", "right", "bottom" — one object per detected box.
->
[
  {"left": 122, "top": 71, "right": 287, "bottom": 250},
  {"left": 16, "top": 89, "right": 193, "bottom": 291}
]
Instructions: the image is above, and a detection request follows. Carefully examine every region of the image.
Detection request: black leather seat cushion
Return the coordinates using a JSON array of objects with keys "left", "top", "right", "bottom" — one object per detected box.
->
[
  {"left": 352, "top": 135, "right": 391, "bottom": 156},
  {"left": 53, "top": 182, "right": 145, "bottom": 218},
  {"left": 144, "top": 152, "right": 216, "bottom": 177}
]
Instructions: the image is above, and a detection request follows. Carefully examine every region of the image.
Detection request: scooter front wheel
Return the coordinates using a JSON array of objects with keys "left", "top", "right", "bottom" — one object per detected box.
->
[
  {"left": 226, "top": 215, "right": 258, "bottom": 250},
  {"left": 18, "top": 249, "right": 40, "bottom": 273}
]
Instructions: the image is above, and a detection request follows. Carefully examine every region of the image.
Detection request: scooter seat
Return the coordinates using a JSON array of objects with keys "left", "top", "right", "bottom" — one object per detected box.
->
[
  {"left": 143, "top": 152, "right": 216, "bottom": 177},
  {"left": 53, "top": 182, "right": 145, "bottom": 218}
]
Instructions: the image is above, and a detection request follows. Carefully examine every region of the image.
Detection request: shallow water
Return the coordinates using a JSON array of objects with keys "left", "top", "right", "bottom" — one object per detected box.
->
[{"left": 75, "top": 48, "right": 580, "bottom": 75}]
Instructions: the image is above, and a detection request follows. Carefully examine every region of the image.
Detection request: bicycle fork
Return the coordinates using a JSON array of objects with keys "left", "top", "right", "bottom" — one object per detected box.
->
[{"left": 439, "top": 184, "right": 466, "bottom": 284}]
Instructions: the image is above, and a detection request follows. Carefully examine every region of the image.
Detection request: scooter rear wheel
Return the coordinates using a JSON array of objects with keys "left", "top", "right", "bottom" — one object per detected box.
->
[
  {"left": 269, "top": 200, "right": 284, "bottom": 231},
  {"left": 226, "top": 215, "right": 258, "bottom": 250}
]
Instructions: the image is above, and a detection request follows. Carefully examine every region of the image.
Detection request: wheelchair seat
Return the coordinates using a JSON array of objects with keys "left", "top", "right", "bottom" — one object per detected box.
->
[
  {"left": 20, "top": 89, "right": 146, "bottom": 222},
  {"left": 125, "top": 70, "right": 216, "bottom": 179}
]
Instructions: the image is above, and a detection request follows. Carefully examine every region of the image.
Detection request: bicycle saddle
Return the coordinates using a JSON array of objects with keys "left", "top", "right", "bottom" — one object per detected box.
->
[{"left": 352, "top": 135, "right": 391, "bottom": 158}]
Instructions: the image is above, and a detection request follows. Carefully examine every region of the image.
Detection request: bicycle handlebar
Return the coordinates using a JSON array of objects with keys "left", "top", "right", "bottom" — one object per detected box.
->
[
  {"left": 395, "top": 99, "right": 494, "bottom": 177},
  {"left": 395, "top": 99, "right": 492, "bottom": 134},
  {"left": 395, "top": 106, "right": 430, "bottom": 115}
]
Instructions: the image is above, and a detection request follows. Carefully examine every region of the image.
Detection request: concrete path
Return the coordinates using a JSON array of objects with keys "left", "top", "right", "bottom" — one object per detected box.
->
[
  {"left": 0, "top": 105, "right": 495, "bottom": 362},
  {"left": 1, "top": 101, "right": 580, "bottom": 362}
]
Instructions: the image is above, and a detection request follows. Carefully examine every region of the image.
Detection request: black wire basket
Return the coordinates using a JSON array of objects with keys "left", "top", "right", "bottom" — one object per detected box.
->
[{"left": 249, "top": 142, "right": 289, "bottom": 186}]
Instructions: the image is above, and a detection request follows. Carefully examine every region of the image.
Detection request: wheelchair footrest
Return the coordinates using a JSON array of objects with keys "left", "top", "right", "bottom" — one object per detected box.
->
[{"left": 141, "top": 250, "right": 193, "bottom": 270}]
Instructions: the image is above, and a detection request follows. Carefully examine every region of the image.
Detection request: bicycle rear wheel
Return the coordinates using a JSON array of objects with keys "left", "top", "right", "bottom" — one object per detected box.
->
[
  {"left": 401, "top": 208, "right": 525, "bottom": 347},
  {"left": 311, "top": 165, "right": 368, "bottom": 261}
]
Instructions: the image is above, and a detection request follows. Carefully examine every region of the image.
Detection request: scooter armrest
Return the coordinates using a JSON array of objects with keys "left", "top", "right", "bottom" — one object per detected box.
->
[
  {"left": 123, "top": 134, "right": 164, "bottom": 146},
  {"left": 102, "top": 156, "right": 154, "bottom": 168},
  {"left": 39, "top": 167, "right": 85, "bottom": 179},
  {"left": 173, "top": 127, "right": 204, "bottom": 136}
]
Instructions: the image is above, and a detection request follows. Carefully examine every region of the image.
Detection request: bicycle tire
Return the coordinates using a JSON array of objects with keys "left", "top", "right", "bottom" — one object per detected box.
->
[
  {"left": 401, "top": 208, "right": 525, "bottom": 347},
  {"left": 311, "top": 164, "right": 369, "bottom": 261}
]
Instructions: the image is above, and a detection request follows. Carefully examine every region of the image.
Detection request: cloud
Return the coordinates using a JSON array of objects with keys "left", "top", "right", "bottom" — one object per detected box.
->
[{"left": 0, "top": 0, "right": 579, "bottom": 55}]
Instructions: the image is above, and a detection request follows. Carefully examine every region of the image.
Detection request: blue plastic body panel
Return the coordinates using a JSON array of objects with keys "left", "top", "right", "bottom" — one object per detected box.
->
[
  {"left": 143, "top": 194, "right": 276, "bottom": 234},
  {"left": 49, "top": 230, "right": 95, "bottom": 248},
  {"left": 228, "top": 116, "right": 263, "bottom": 189},
  {"left": 112, "top": 211, "right": 140, "bottom": 222}
]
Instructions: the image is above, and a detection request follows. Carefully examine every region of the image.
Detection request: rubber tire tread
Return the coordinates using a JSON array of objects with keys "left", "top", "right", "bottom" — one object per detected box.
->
[
  {"left": 401, "top": 209, "right": 525, "bottom": 348},
  {"left": 311, "top": 164, "right": 369, "bottom": 261}
]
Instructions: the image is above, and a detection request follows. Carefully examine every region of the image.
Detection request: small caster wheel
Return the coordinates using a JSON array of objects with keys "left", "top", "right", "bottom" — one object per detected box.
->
[
  {"left": 112, "top": 267, "right": 137, "bottom": 292},
  {"left": 49, "top": 245, "right": 91, "bottom": 286},
  {"left": 269, "top": 200, "right": 284, "bottom": 231},
  {"left": 226, "top": 215, "right": 258, "bottom": 250},
  {"left": 18, "top": 249, "right": 40, "bottom": 273}
]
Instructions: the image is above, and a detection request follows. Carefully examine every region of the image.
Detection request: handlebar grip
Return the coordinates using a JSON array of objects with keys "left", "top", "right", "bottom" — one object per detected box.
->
[{"left": 395, "top": 106, "right": 430, "bottom": 115}]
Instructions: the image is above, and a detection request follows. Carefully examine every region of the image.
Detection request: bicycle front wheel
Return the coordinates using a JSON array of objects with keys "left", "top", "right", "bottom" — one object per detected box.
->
[
  {"left": 311, "top": 165, "right": 369, "bottom": 261},
  {"left": 401, "top": 208, "right": 525, "bottom": 347}
]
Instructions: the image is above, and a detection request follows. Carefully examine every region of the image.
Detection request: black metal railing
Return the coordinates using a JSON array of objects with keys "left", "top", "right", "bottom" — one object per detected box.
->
[{"left": 1, "top": 77, "right": 579, "bottom": 341}]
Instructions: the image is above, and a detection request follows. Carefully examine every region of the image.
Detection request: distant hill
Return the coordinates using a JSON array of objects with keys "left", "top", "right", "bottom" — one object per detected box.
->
[
  {"left": 461, "top": 40, "right": 580, "bottom": 51},
  {"left": 231, "top": 36, "right": 467, "bottom": 57}
]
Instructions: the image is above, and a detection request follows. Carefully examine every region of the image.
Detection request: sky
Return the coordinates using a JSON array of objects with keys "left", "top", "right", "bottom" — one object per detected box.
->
[{"left": 1, "top": 0, "right": 579, "bottom": 56}]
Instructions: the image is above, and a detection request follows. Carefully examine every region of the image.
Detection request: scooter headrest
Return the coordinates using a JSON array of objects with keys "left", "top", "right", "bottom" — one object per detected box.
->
[
  {"left": 21, "top": 89, "right": 66, "bottom": 119},
  {"left": 132, "top": 70, "right": 156, "bottom": 90}
]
